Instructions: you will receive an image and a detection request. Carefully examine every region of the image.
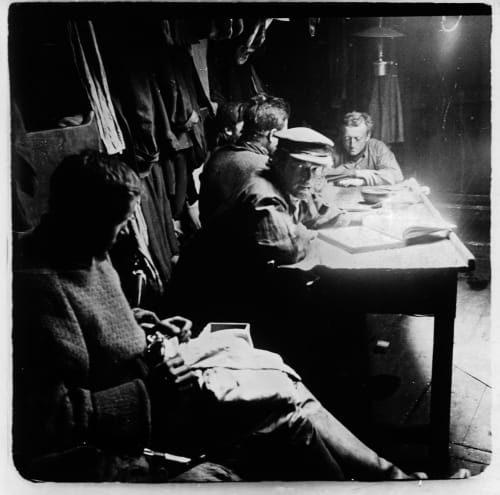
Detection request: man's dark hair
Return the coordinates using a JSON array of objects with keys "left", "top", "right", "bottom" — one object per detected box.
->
[
  {"left": 215, "top": 101, "right": 246, "bottom": 130},
  {"left": 49, "top": 152, "right": 142, "bottom": 220},
  {"left": 241, "top": 94, "right": 290, "bottom": 140}
]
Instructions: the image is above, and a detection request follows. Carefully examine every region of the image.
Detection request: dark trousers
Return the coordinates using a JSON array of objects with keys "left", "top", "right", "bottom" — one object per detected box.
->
[{"left": 155, "top": 381, "right": 405, "bottom": 481}]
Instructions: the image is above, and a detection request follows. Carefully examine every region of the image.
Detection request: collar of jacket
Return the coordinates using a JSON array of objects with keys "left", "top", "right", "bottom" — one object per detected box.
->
[
  {"left": 230, "top": 140, "right": 269, "bottom": 156},
  {"left": 260, "top": 168, "right": 296, "bottom": 211}
]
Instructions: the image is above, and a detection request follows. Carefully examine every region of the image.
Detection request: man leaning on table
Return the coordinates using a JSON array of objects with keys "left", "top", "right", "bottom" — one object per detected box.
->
[
  {"left": 171, "top": 127, "right": 350, "bottom": 323},
  {"left": 242, "top": 126, "right": 352, "bottom": 264},
  {"left": 330, "top": 111, "right": 404, "bottom": 187},
  {"left": 176, "top": 127, "right": 349, "bottom": 272}
]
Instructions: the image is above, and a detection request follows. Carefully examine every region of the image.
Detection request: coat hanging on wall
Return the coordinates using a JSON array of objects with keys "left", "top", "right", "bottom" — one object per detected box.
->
[
  {"left": 368, "top": 63, "right": 405, "bottom": 144},
  {"left": 68, "top": 20, "right": 125, "bottom": 155}
]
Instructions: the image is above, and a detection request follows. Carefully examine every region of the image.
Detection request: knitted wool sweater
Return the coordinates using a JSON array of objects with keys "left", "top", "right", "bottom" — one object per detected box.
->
[{"left": 13, "top": 224, "right": 151, "bottom": 479}]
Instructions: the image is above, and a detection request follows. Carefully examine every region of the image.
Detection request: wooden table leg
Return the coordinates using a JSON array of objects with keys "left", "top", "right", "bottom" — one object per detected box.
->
[{"left": 430, "top": 274, "right": 458, "bottom": 475}]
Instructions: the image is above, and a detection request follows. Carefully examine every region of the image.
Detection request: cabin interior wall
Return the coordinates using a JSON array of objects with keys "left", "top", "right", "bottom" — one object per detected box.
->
[{"left": 256, "top": 15, "right": 491, "bottom": 197}]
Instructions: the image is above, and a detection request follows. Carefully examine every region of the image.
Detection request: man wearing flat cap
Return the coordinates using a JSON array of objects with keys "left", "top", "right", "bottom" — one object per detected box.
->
[
  {"left": 172, "top": 127, "right": 349, "bottom": 324},
  {"left": 256, "top": 126, "right": 349, "bottom": 262}
]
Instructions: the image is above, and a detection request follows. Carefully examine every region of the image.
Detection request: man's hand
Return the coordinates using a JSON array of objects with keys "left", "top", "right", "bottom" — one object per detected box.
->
[
  {"left": 295, "top": 223, "right": 318, "bottom": 243},
  {"left": 133, "top": 308, "right": 161, "bottom": 335},
  {"left": 146, "top": 335, "right": 198, "bottom": 392},
  {"left": 337, "top": 178, "right": 365, "bottom": 187},
  {"left": 155, "top": 316, "right": 192, "bottom": 343},
  {"left": 163, "top": 352, "right": 198, "bottom": 391},
  {"left": 186, "top": 201, "right": 202, "bottom": 231}
]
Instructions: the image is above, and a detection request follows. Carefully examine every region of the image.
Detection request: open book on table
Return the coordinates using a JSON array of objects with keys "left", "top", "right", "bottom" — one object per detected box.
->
[{"left": 318, "top": 214, "right": 456, "bottom": 254}]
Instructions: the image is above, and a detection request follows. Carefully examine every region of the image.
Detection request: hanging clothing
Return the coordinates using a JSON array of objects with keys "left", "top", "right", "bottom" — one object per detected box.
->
[
  {"left": 207, "top": 40, "right": 265, "bottom": 103},
  {"left": 239, "top": 18, "right": 274, "bottom": 53},
  {"left": 95, "top": 18, "right": 180, "bottom": 174},
  {"left": 368, "top": 64, "right": 405, "bottom": 144},
  {"left": 208, "top": 19, "right": 244, "bottom": 41},
  {"left": 190, "top": 39, "right": 217, "bottom": 113},
  {"left": 156, "top": 39, "right": 213, "bottom": 216},
  {"left": 129, "top": 203, "right": 165, "bottom": 303},
  {"left": 91, "top": 19, "right": 208, "bottom": 258},
  {"left": 157, "top": 41, "right": 211, "bottom": 166},
  {"left": 161, "top": 19, "right": 209, "bottom": 47},
  {"left": 110, "top": 164, "right": 179, "bottom": 314},
  {"left": 141, "top": 163, "right": 180, "bottom": 292},
  {"left": 68, "top": 20, "right": 125, "bottom": 155},
  {"left": 96, "top": 21, "right": 181, "bottom": 311},
  {"left": 94, "top": 19, "right": 181, "bottom": 299}
]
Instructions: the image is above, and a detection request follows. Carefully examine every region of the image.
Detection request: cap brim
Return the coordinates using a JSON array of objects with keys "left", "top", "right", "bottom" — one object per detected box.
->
[{"left": 288, "top": 152, "right": 333, "bottom": 167}]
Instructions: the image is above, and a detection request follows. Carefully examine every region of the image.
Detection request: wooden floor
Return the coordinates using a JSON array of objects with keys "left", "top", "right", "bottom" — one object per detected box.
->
[{"left": 364, "top": 273, "right": 491, "bottom": 477}]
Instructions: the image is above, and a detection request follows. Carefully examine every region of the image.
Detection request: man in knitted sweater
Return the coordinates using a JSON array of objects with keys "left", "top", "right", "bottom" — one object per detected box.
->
[
  {"left": 13, "top": 152, "right": 424, "bottom": 482},
  {"left": 12, "top": 153, "right": 236, "bottom": 482}
]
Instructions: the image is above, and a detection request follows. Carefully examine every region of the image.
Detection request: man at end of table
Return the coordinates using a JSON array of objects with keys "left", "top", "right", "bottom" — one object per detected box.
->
[{"left": 330, "top": 111, "right": 403, "bottom": 187}]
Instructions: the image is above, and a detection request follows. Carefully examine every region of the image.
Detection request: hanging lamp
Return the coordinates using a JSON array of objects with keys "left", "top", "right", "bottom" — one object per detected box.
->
[{"left": 354, "top": 17, "right": 405, "bottom": 76}]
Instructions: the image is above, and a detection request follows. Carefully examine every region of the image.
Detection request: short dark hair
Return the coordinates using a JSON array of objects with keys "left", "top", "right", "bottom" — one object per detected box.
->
[
  {"left": 49, "top": 152, "right": 142, "bottom": 219},
  {"left": 241, "top": 94, "right": 290, "bottom": 140},
  {"left": 342, "top": 111, "right": 373, "bottom": 132},
  {"left": 215, "top": 101, "right": 246, "bottom": 130}
]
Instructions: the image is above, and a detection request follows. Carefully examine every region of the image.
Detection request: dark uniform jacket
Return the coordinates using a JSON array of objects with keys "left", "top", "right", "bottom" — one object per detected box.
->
[
  {"left": 199, "top": 140, "right": 269, "bottom": 226},
  {"left": 172, "top": 168, "right": 348, "bottom": 323}
]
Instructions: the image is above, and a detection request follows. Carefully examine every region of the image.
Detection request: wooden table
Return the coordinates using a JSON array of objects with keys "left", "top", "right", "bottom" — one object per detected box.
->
[{"left": 279, "top": 180, "right": 475, "bottom": 473}]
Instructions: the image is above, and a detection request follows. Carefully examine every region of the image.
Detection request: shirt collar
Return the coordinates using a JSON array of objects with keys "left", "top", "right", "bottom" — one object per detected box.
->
[
  {"left": 287, "top": 195, "right": 302, "bottom": 223},
  {"left": 343, "top": 145, "right": 368, "bottom": 165},
  {"left": 232, "top": 139, "right": 269, "bottom": 156}
]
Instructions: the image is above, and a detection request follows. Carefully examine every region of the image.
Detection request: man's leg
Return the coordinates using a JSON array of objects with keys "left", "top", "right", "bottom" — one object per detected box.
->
[
  {"left": 244, "top": 400, "right": 346, "bottom": 480},
  {"left": 152, "top": 376, "right": 413, "bottom": 481},
  {"left": 292, "top": 382, "right": 418, "bottom": 480},
  {"left": 153, "top": 382, "right": 348, "bottom": 480}
]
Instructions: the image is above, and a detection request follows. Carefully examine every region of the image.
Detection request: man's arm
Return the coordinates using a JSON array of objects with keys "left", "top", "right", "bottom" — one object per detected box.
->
[
  {"left": 300, "top": 193, "right": 351, "bottom": 230},
  {"left": 250, "top": 195, "right": 316, "bottom": 265},
  {"left": 355, "top": 141, "right": 403, "bottom": 186},
  {"left": 133, "top": 309, "right": 192, "bottom": 343},
  {"left": 331, "top": 141, "right": 403, "bottom": 187},
  {"left": 13, "top": 273, "right": 152, "bottom": 464}
]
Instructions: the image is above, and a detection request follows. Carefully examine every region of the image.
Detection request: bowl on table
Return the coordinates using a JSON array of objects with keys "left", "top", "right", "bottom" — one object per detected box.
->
[{"left": 360, "top": 187, "right": 390, "bottom": 205}]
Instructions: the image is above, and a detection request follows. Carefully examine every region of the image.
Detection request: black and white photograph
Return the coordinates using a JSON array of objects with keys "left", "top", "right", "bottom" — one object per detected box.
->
[{"left": 6, "top": 0, "right": 495, "bottom": 488}]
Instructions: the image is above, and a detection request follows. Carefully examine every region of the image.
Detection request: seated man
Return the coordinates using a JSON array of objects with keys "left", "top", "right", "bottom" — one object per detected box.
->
[
  {"left": 199, "top": 94, "right": 289, "bottom": 226},
  {"left": 12, "top": 153, "right": 237, "bottom": 482},
  {"left": 330, "top": 111, "right": 403, "bottom": 187},
  {"left": 237, "top": 126, "right": 350, "bottom": 264},
  {"left": 12, "top": 151, "right": 423, "bottom": 482},
  {"left": 172, "top": 126, "right": 350, "bottom": 324}
]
